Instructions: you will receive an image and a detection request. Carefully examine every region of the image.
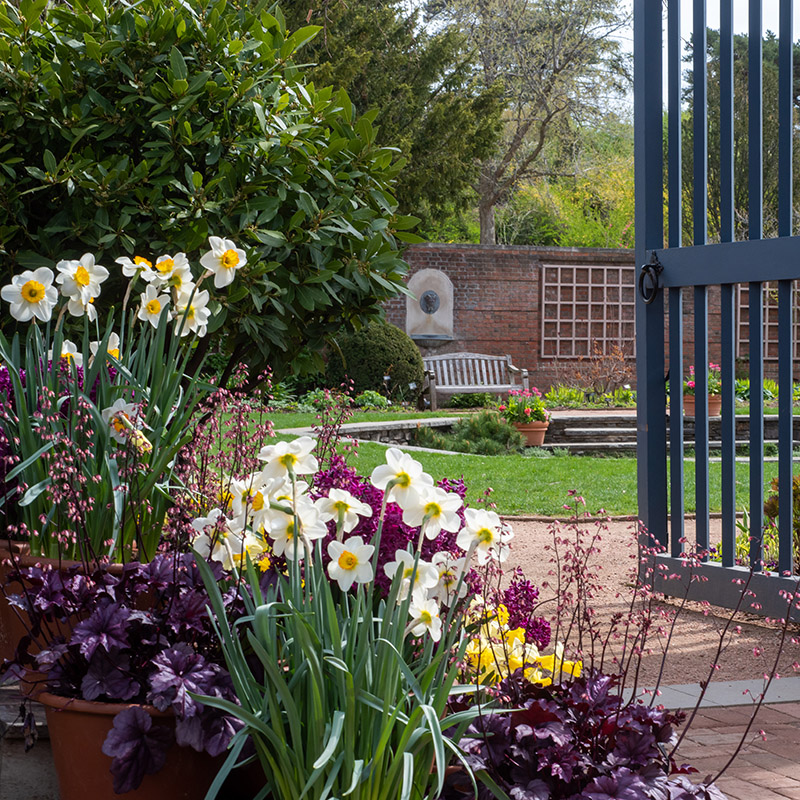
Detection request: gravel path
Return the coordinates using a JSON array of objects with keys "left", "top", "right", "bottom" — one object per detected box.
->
[{"left": 504, "top": 515, "right": 800, "bottom": 689}]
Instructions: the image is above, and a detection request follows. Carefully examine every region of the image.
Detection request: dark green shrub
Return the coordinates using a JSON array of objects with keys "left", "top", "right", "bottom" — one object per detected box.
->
[
  {"left": 447, "top": 392, "right": 494, "bottom": 409},
  {"left": 326, "top": 322, "right": 424, "bottom": 402},
  {"left": 413, "top": 411, "right": 525, "bottom": 455},
  {"left": 0, "top": 0, "right": 415, "bottom": 381}
]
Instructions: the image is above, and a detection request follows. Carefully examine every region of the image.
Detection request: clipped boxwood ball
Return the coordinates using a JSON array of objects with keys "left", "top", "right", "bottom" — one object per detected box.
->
[{"left": 326, "top": 323, "right": 424, "bottom": 402}]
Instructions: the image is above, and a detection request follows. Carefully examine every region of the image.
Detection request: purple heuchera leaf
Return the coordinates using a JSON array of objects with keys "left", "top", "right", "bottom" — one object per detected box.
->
[
  {"left": 509, "top": 781, "right": 550, "bottom": 800},
  {"left": 582, "top": 768, "right": 651, "bottom": 800},
  {"left": 81, "top": 652, "right": 140, "bottom": 701},
  {"left": 101, "top": 706, "right": 173, "bottom": 794},
  {"left": 666, "top": 777, "right": 728, "bottom": 800},
  {"left": 175, "top": 709, "right": 243, "bottom": 756},
  {"left": 72, "top": 602, "right": 131, "bottom": 660},
  {"left": 148, "top": 644, "right": 216, "bottom": 717}
]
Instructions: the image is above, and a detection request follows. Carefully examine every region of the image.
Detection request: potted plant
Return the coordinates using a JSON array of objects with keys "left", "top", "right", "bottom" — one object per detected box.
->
[
  {"left": 497, "top": 388, "right": 551, "bottom": 445},
  {"left": 4, "top": 554, "right": 248, "bottom": 799},
  {"left": 0, "top": 237, "right": 249, "bottom": 662},
  {"left": 683, "top": 363, "right": 722, "bottom": 417},
  {"left": 192, "top": 443, "right": 516, "bottom": 799}
]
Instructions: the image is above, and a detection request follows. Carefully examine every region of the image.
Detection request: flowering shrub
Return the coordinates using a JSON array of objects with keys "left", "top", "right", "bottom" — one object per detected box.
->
[
  {"left": 4, "top": 554, "right": 244, "bottom": 794},
  {"left": 684, "top": 363, "right": 722, "bottom": 395},
  {"left": 497, "top": 387, "right": 550, "bottom": 424}
]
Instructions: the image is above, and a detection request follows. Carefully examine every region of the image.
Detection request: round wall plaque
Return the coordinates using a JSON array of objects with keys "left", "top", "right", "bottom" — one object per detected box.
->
[{"left": 420, "top": 290, "right": 440, "bottom": 314}]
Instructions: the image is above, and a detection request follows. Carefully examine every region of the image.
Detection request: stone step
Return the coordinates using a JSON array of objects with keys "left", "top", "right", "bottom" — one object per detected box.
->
[{"left": 542, "top": 438, "right": 790, "bottom": 455}]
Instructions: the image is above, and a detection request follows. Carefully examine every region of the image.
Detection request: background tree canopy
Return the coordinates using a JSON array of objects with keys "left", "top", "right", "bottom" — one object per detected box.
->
[
  {"left": 280, "top": 0, "right": 505, "bottom": 223},
  {"left": 0, "top": 0, "right": 417, "bottom": 381},
  {"left": 681, "top": 29, "right": 800, "bottom": 243}
]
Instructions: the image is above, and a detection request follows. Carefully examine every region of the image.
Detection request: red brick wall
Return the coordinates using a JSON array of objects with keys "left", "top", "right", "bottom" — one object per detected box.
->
[{"left": 385, "top": 243, "right": 636, "bottom": 391}]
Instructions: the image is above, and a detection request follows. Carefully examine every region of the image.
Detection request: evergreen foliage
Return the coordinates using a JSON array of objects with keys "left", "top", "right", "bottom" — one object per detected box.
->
[
  {"left": 413, "top": 410, "right": 526, "bottom": 454},
  {"left": 280, "top": 0, "right": 504, "bottom": 220},
  {"left": 325, "top": 321, "right": 424, "bottom": 401},
  {"left": 0, "top": 0, "right": 414, "bottom": 381}
]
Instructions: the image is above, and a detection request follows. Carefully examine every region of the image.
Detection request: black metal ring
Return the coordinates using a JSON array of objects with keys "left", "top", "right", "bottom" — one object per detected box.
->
[{"left": 638, "top": 264, "right": 660, "bottom": 305}]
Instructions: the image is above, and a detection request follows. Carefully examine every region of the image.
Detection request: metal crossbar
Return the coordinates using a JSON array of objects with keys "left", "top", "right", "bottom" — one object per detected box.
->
[{"left": 635, "top": 0, "right": 799, "bottom": 618}]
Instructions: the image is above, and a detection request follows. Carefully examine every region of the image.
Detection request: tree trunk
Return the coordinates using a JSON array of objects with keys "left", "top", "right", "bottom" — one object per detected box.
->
[{"left": 479, "top": 197, "right": 496, "bottom": 244}]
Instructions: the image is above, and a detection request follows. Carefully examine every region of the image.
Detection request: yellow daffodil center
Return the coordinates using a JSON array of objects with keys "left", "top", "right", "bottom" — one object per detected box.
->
[
  {"left": 249, "top": 492, "right": 264, "bottom": 511},
  {"left": 222, "top": 249, "right": 240, "bottom": 269},
  {"left": 420, "top": 610, "right": 433, "bottom": 625},
  {"left": 21, "top": 280, "right": 45, "bottom": 303},
  {"left": 156, "top": 258, "right": 174, "bottom": 274},
  {"left": 146, "top": 298, "right": 162, "bottom": 315},
  {"left": 61, "top": 351, "right": 75, "bottom": 363},
  {"left": 338, "top": 551, "right": 358, "bottom": 570},
  {"left": 403, "top": 566, "right": 415, "bottom": 580},
  {"left": 111, "top": 413, "right": 129, "bottom": 434},
  {"left": 279, "top": 453, "right": 298, "bottom": 469},
  {"left": 134, "top": 256, "right": 152, "bottom": 268},
  {"left": 286, "top": 522, "right": 295, "bottom": 539},
  {"left": 476, "top": 527, "right": 494, "bottom": 544},
  {"left": 395, "top": 471, "right": 411, "bottom": 488},
  {"left": 109, "top": 348, "right": 120, "bottom": 359},
  {"left": 424, "top": 502, "right": 442, "bottom": 517},
  {"left": 185, "top": 305, "right": 195, "bottom": 321},
  {"left": 333, "top": 500, "right": 350, "bottom": 514},
  {"left": 75, "top": 266, "right": 91, "bottom": 287}
]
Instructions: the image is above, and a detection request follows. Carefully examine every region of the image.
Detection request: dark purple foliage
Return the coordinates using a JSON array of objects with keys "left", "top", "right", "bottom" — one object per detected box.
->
[
  {"left": 101, "top": 706, "right": 174, "bottom": 794},
  {"left": 3, "top": 553, "right": 244, "bottom": 792},
  {"left": 439, "top": 669, "right": 726, "bottom": 800}
]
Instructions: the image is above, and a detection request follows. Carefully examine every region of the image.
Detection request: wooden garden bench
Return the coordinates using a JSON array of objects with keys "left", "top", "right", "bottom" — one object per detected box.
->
[{"left": 422, "top": 352, "right": 529, "bottom": 411}]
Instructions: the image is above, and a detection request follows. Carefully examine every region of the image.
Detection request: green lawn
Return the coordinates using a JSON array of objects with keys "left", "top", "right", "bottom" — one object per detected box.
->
[
  {"left": 272, "top": 409, "right": 465, "bottom": 430},
  {"left": 267, "top": 410, "right": 782, "bottom": 517}
]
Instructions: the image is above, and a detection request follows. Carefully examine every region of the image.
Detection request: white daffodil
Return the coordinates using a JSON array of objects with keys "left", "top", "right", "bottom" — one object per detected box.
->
[
  {"left": 1, "top": 267, "right": 58, "bottom": 323},
  {"left": 55, "top": 254, "right": 109, "bottom": 304},
  {"left": 115, "top": 255, "right": 155, "bottom": 280},
  {"left": 408, "top": 597, "right": 443, "bottom": 642},
  {"left": 431, "top": 552, "right": 468, "bottom": 604},
  {"left": 402, "top": 485, "right": 463, "bottom": 539},
  {"left": 316, "top": 488, "right": 373, "bottom": 535},
  {"left": 457, "top": 508, "right": 514, "bottom": 565},
  {"left": 383, "top": 550, "right": 439, "bottom": 602},
  {"left": 147, "top": 252, "right": 190, "bottom": 287},
  {"left": 67, "top": 296, "right": 98, "bottom": 322},
  {"left": 230, "top": 474, "right": 271, "bottom": 532},
  {"left": 268, "top": 497, "right": 327, "bottom": 561},
  {"left": 200, "top": 236, "right": 247, "bottom": 288},
  {"left": 137, "top": 285, "right": 170, "bottom": 328},
  {"left": 258, "top": 436, "right": 319, "bottom": 480},
  {"left": 191, "top": 510, "right": 264, "bottom": 571},
  {"left": 48, "top": 339, "right": 83, "bottom": 369},
  {"left": 90, "top": 333, "right": 121, "bottom": 362},
  {"left": 327, "top": 536, "right": 375, "bottom": 591},
  {"left": 101, "top": 399, "right": 142, "bottom": 444},
  {"left": 370, "top": 448, "right": 434, "bottom": 510},
  {"left": 174, "top": 288, "right": 210, "bottom": 337},
  {"left": 166, "top": 264, "right": 194, "bottom": 297}
]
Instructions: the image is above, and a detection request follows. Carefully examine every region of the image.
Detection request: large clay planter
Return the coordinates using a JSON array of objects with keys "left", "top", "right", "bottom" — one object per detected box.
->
[
  {"left": 514, "top": 420, "right": 550, "bottom": 446},
  {"left": 0, "top": 540, "right": 31, "bottom": 664},
  {"left": 683, "top": 394, "right": 722, "bottom": 417},
  {"left": 38, "top": 692, "right": 225, "bottom": 800},
  {"left": 0, "top": 552, "right": 122, "bottom": 668}
]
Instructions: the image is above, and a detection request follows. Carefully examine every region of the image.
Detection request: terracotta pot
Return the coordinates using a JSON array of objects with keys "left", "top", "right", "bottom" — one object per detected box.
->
[
  {"left": 0, "top": 540, "right": 31, "bottom": 664},
  {"left": 514, "top": 420, "right": 550, "bottom": 446},
  {"left": 0, "top": 552, "right": 123, "bottom": 668},
  {"left": 683, "top": 394, "right": 721, "bottom": 417},
  {"left": 38, "top": 692, "right": 225, "bottom": 800}
]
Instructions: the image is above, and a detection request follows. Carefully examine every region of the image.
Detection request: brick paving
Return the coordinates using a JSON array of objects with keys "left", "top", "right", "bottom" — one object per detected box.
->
[{"left": 681, "top": 702, "right": 800, "bottom": 799}]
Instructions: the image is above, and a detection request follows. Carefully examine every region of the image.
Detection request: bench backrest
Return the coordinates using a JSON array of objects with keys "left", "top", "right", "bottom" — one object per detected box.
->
[{"left": 423, "top": 352, "right": 513, "bottom": 388}]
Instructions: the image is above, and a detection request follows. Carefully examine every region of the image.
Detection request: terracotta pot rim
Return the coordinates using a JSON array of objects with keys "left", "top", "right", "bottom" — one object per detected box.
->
[
  {"left": 37, "top": 691, "right": 171, "bottom": 718},
  {"left": 513, "top": 420, "right": 550, "bottom": 428},
  {"left": 7, "top": 554, "right": 126, "bottom": 575}
]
